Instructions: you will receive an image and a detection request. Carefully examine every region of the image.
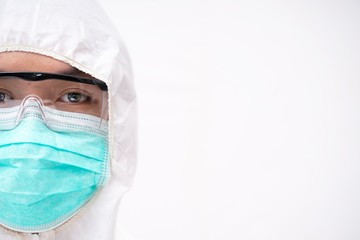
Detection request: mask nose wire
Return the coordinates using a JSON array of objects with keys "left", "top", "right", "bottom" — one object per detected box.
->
[{"left": 15, "top": 95, "right": 48, "bottom": 126}]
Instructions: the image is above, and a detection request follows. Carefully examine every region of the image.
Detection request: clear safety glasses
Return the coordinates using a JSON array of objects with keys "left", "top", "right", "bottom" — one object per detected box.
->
[{"left": 0, "top": 72, "right": 108, "bottom": 131}]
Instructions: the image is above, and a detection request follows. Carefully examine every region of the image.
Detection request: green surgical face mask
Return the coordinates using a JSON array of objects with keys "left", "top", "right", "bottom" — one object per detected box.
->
[{"left": 0, "top": 102, "right": 109, "bottom": 233}]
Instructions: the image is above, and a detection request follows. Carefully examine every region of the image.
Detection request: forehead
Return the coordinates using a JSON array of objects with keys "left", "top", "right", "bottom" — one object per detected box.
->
[{"left": 0, "top": 52, "right": 89, "bottom": 77}]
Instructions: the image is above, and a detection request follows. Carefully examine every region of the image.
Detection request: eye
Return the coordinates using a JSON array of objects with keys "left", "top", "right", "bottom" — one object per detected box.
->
[
  {"left": 59, "top": 92, "right": 90, "bottom": 103},
  {"left": 0, "top": 91, "right": 12, "bottom": 103}
]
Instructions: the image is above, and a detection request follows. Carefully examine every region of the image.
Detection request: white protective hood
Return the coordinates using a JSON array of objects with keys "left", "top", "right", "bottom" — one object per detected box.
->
[{"left": 0, "top": 0, "right": 137, "bottom": 239}]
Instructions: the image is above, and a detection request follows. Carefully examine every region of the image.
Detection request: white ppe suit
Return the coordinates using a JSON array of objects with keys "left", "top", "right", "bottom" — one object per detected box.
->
[{"left": 0, "top": 0, "right": 136, "bottom": 239}]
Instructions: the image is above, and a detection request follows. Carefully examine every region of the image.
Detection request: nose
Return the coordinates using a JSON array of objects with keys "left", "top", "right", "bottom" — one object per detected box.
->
[{"left": 15, "top": 95, "right": 47, "bottom": 125}]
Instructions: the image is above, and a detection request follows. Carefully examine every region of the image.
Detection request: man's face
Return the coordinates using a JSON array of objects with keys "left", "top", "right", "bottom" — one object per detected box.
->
[
  {"left": 0, "top": 53, "right": 110, "bottom": 233},
  {"left": 0, "top": 52, "right": 106, "bottom": 118}
]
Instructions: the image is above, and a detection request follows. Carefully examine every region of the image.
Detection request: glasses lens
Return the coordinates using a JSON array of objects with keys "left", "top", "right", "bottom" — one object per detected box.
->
[{"left": 0, "top": 75, "right": 108, "bottom": 121}]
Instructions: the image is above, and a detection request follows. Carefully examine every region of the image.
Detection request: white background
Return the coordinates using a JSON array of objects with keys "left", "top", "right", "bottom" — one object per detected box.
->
[{"left": 100, "top": 1, "right": 360, "bottom": 239}]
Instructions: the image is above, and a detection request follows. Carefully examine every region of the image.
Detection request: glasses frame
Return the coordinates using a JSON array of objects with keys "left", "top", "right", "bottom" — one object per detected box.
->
[{"left": 0, "top": 72, "right": 108, "bottom": 91}]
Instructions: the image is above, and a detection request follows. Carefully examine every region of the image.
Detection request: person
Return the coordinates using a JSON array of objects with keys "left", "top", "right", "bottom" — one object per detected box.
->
[{"left": 0, "top": 0, "right": 137, "bottom": 239}]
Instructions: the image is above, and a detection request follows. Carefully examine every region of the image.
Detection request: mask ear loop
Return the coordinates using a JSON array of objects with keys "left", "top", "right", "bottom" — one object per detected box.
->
[{"left": 15, "top": 95, "right": 47, "bottom": 126}]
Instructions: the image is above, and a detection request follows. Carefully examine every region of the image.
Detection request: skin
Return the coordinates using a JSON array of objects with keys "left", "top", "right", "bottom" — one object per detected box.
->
[{"left": 0, "top": 52, "right": 106, "bottom": 118}]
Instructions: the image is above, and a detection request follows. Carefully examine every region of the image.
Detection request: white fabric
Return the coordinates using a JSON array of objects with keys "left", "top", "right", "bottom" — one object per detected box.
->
[{"left": 0, "top": 0, "right": 136, "bottom": 239}]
